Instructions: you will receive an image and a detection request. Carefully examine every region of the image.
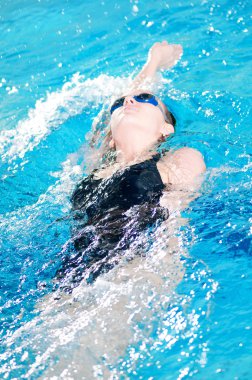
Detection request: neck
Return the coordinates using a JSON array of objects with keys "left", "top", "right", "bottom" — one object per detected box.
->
[{"left": 115, "top": 145, "right": 157, "bottom": 165}]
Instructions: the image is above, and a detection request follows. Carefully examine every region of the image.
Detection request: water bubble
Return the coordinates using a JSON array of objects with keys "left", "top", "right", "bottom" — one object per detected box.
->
[
  {"left": 132, "top": 5, "right": 139, "bottom": 13},
  {"left": 146, "top": 21, "right": 154, "bottom": 28}
]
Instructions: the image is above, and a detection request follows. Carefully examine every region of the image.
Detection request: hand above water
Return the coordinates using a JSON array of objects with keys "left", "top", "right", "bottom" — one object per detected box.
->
[{"left": 148, "top": 41, "right": 183, "bottom": 70}]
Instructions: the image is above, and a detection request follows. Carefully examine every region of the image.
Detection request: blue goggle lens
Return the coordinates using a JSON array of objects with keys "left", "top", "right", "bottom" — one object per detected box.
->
[{"left": 110, "top": 93, "right": 158, "bottom": 114}]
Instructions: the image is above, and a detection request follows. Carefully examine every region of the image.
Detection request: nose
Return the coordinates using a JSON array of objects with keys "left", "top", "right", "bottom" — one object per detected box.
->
[{"left": 123, "top": 96, "right": 136, "bottom": 106}]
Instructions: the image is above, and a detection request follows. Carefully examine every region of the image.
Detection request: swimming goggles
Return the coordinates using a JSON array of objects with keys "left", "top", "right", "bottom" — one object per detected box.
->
[{"left": 110, "top": 92, "right": 168, "bottom": 121}]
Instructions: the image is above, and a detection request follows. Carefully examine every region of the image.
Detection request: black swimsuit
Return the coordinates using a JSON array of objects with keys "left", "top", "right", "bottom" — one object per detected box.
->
[{"left": 56, "top": 154, "right": 169, "bottom": 290}]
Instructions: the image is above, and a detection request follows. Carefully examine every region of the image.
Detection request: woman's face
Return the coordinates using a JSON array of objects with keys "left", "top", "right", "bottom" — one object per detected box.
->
[{"left": 110, "top": 92, "right": 174, "bottom": 154}]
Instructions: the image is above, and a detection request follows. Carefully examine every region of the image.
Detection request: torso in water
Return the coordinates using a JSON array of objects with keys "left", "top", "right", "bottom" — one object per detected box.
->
[{"left": 56, "top": 154, "right": 169, "bottom": 290}]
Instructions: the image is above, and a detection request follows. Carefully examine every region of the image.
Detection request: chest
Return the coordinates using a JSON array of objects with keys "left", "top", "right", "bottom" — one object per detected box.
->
[{"left": 71, "top": 160, "right": 165, "bottom": 215}]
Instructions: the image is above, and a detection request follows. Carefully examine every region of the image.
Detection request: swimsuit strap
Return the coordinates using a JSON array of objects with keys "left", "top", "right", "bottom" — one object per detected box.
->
[{"left": 151, "top": 152, "right": 162, "bottom": 162}]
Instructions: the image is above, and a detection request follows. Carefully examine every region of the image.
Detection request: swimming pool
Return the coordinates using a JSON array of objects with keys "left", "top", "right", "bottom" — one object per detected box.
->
[{"left": 0, "top": 0, "right": 251, "bottom": 378}]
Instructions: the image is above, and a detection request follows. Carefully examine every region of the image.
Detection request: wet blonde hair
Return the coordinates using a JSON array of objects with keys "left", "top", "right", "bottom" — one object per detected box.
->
[{"left": 85, "top": 107, "right": 116, "bottom": 171}]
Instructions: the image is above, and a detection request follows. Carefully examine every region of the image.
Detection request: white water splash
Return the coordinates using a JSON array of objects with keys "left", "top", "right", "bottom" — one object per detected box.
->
[
  {"left": 2, "top": 232, "right": 185, "bottom": 379},
  {"left": 0, "top": 73, "right": 131, "bottom": 165},
  {"left": 1, "top": 237, "right": 218, "bottom": 380}
]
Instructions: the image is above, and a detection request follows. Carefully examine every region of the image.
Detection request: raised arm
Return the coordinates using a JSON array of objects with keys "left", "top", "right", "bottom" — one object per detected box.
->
[
  {"left": 90, "top": 41, "right": 182, "bottom": 150},
  {"left": 129, "top": 41, "right": 183, "bottom": 92}
]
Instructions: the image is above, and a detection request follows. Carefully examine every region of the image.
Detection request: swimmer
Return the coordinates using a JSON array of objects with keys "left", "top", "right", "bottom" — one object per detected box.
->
[{"left": 56, "top": 41, "right": 206, "bottom": 291}]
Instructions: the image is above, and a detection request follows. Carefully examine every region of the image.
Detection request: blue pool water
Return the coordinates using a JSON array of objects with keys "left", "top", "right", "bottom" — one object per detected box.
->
[{"left": 0, "top": 0, "right": 251, "bottom": 378}]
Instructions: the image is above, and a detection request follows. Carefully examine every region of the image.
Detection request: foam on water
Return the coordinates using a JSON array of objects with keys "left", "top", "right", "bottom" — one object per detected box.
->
[
  {"left": 1, "top": 0, "right": 252, "bottom": 378},
  {"left": 1, "top": 80, "right": 250, "bottom": 378},
  {"left": 2, "top": 220, "right": 218, "bottom": 379},
  {"left": 0, "top": 73, "right": 131, "bottom": 170}
]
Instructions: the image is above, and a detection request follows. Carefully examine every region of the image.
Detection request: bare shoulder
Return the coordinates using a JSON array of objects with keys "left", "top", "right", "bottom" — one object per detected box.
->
[
  {"left": 157, "top": 147, "right": 206, "bottom": 186},
  {"left": 166, "top": 147, "right": 206, "bottom": 168}
]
